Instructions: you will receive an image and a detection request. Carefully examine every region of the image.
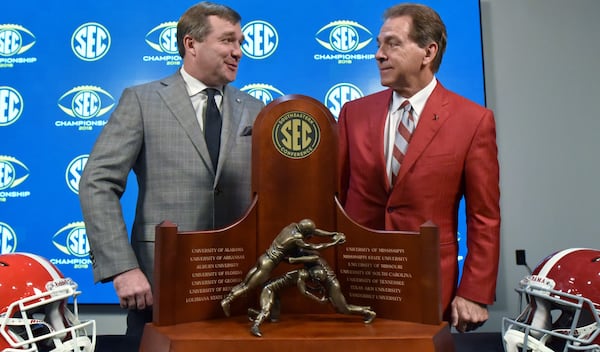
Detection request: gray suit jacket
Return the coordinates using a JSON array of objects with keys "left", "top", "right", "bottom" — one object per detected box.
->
[{"left": 79, "top": 71, "right": 264, "bottom": 284}]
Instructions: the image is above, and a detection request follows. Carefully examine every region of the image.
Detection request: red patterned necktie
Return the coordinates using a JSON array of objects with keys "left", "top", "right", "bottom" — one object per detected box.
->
[{"left": 391, "top": 100, "right": 415, "bottom": 184}]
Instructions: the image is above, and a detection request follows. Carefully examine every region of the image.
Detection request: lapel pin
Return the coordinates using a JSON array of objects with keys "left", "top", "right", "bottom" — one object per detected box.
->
[{"left": 236, "top": 98, "right": 241, "bottom": 103}]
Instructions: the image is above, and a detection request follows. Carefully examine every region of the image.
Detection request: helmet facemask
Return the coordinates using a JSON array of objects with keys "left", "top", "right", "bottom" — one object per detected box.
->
[
  {"left": 503, "top": 275, "right": 600, "bottom": 352},
  {"left": 0, "top": 278, "right": 96, "bottom": 352}
]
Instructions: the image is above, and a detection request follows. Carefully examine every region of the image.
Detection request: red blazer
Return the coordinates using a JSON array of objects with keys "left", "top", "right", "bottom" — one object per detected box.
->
[{"left": 338, "top": 83, "right": 500, "bottom": 317}]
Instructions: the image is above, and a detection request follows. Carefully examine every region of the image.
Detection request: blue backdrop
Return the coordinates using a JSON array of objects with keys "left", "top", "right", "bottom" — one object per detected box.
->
[{"left": 0, "top": 0, "right": 484, "bottom": 303}]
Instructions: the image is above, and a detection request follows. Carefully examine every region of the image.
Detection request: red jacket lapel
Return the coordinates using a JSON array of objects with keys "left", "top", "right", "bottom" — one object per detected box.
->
[{"left": 394, "top": 83, "right": 451, "bottom": 185}]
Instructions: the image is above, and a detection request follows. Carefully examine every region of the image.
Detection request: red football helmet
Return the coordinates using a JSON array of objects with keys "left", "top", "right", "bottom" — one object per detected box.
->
[
  {"left": 0, "top": 253, "right": 96, "bottom": 351},
  {"left": 503, "top": 248, "right": 600, "bottom": 352}
]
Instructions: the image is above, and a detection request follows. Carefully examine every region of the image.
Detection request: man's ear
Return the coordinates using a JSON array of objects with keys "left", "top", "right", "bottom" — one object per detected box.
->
[
  {"left": 422, "top": 42, "right": 438, "bottom": 66},
  {"left": 183, "top": 35, "right": 196, "bottom": 56}
]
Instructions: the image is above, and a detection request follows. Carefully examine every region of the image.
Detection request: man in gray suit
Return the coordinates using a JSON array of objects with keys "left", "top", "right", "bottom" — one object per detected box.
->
[{"left": 78, "top": 1, "right": 264, "bottom": 343}]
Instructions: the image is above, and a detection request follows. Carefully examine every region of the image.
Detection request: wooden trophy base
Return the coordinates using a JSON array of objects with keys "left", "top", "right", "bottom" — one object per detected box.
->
[{"left": 140, "top": 314, "right": 455, "bottom": 352}]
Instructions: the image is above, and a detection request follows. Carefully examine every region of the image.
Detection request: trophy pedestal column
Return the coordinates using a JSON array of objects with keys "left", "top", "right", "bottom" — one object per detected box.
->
[{"left": 140, "top": 314, "right": 454, "bottom": 352}]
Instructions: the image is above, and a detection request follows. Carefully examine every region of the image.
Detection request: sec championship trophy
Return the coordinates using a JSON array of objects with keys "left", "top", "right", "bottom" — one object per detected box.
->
[{"left": 139, "top": 95, "right": 453, "bottom": 352}]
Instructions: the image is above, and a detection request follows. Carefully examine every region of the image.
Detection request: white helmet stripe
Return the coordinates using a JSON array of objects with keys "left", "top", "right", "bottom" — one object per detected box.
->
[
  {"left": 17, "top": 252, "right": 62, "bottom": 280},
  {"left": 536, "top": 248, "right": 587, "bottom": 277}
]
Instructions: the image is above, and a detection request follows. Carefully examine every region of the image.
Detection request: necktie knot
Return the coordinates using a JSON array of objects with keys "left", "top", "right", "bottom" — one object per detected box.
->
[
  {"left": 205, "top": 88, "right": 219, "bottom": 100},
  {"left": 400, "top": 100, "right": 412, "bottom": 112}
]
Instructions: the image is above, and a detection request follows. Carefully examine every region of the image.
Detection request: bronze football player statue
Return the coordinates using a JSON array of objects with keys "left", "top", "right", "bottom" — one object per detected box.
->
[
  {"left": 247, "top": 252, "right": 376, "bottom": 336},
  {"left": 220, "top": 219, "right": 345, "bottom": 317}
]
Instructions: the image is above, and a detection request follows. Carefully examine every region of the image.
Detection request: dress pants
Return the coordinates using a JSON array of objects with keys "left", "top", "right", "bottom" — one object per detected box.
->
[{"left": 126, "top": 308, "right": 153, "bottom": 349}]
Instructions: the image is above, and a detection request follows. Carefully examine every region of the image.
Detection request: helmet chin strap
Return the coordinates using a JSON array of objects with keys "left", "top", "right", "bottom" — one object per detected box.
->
[
  {"left": 46, "top": 307, "right": 95, "bottom": 352},
  {"left": 503, "top": 298, "right": 554, "bottom": 352},
  {"left": 529, "top": 297, "right": 553, "bottom": 339},
  {"left": 46, "top": 301, "right": 67, "bottom": 340},
  {"left": 504, "top": 329, "right": 555, "bottom": 352}
]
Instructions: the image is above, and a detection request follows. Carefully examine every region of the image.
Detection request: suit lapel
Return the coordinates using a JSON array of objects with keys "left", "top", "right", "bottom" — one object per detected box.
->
[
  {"left": 395, "top": 84, "right": 451, "bottom": 183},
  {"left": 218, "top": 86, "right": 244, "bottom": 177},
  {"left": 370, "top": 91, "right": 394, "bottom": 190},
  {"left": 157, "top": 72, "right": 214, "bottom": 172}
]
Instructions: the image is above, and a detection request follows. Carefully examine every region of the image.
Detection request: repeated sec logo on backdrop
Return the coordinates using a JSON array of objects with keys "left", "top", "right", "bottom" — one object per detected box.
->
[
  {"left": 0, "top": 24, "right": 37, "bottom": 68},
  {"left": 65, "top": 155, "right": 88, "bottom": 195},
  {"left": 56, "top": 86, "right": 113, "bottom": 130},
  {"left": 0, "top": 155, "right": 31, "bottom": 202},
  {"left": 241, "top": 83, "right": 285, "bottom": 105},
  {"left": 312, "top": 21, "right": 371, "bottom": 118},
  {"left": 71, "top": 22, "right": 111, "bottom": 61},
  {"left": 0, "top": 156, "right": 29, "bottom": 254},
  {"left": 0, "top": 86, "right": 24, "bottom": 126},
  {"left": 314, "top": 20, "right": 374, "bottom": 64},
  {"left": 144, "top": 21, "right": 181, "bottom": 65},
  {"left": 324, "top": 83, "right": 364, "bottom": 119},
  {"left": 51, "top": 221, "right": 92, "bottom": 269},
  {"left": 241, "top": 20, "right": 279, "bottom": 59},
  {"left": 0, "top": 222, "right": 17, "bottom": 254}
]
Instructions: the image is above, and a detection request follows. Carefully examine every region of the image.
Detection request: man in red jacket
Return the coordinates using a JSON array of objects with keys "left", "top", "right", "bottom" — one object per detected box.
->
[{"left": 338, "top": 4, "right": 500, "bottom": 333}]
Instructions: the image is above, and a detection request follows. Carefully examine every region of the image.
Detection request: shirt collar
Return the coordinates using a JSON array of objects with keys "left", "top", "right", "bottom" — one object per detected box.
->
[
  {"left": 391, "top": 77, "right": 437, "bottom": 118},
  {"left": 180, "top": 67, "right": 223, "bottom": 97}
]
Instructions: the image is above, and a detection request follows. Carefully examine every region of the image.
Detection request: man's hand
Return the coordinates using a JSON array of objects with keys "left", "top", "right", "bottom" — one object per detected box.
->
[
  {"left": 450, "top": 296, "right": 488, "bottom": 333},
  {"left": 113, "top": 268, "right": 153, "bottom": 310}
]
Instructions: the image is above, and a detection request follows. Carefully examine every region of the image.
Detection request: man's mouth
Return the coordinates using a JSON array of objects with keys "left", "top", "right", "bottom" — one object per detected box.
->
[{"left": 225, "top": 61, "right": 238, "bottom": 71}]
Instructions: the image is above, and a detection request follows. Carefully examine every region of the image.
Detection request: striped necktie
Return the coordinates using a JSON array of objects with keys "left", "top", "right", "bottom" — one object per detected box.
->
[{"left": 391, "top": 100, "right": 415, "bottom": 184}]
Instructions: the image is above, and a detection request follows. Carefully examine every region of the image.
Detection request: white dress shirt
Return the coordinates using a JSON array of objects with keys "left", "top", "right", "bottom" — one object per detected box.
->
[{"left": 180, "top": 67, "right": 223, "bottom": 132}]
